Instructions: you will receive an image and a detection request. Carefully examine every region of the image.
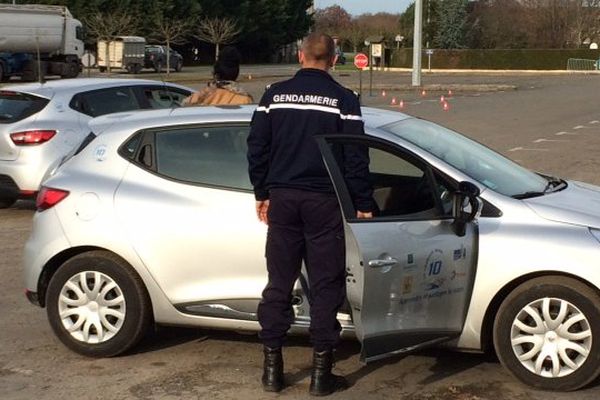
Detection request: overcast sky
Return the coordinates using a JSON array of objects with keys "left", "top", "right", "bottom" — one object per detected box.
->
[{"left": 314, "top": 0, "right": 412, "bottom": 15}]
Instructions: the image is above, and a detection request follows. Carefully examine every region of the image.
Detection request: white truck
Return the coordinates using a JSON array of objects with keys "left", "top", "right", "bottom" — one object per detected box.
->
[{"left": 0, "top": 4, "right": 84, "bottom": 81}]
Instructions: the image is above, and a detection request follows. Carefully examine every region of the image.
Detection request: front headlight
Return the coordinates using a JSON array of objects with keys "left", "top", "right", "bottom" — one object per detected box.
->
[{"left": 589, "top": 228, "right": 600, "bottom": 244}]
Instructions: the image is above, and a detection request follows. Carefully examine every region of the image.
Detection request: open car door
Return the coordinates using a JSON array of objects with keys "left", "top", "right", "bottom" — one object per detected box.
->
[{"left": 316, "top": 134, "right": 480, "bottom": 362}]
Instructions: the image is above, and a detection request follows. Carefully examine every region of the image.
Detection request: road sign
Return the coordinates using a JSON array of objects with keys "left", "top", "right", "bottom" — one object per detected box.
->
[
  {"left": 82, "top": 51, "right": 96, "bottom": 68},
  {"left": 354, "top": 53, "right": 368, "bottom": 69},
  {"left": 371, "top": 43, "right": 383, "bottom": 58}
]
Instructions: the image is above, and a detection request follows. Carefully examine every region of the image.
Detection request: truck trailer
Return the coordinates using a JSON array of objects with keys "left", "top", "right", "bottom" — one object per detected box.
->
[{"left": 0, "top": 4, "right": 84, "bottom": 81}]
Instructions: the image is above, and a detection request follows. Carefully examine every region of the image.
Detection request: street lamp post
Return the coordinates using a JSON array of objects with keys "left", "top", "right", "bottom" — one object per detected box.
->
[{"left": 412, "top": 0, "right": 423, "bottom": 87}]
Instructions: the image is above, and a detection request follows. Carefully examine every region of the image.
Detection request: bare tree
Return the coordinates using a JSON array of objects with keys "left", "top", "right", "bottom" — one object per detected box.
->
[
  {"left": 85, "top": 12, "right": 137, "bottom": 73},
  {"left": 342, "top": 21, "right": 368, "bottom": 52},
  {"left": 314, "top": 5, "right": 352, "bottom": 35},
  {"left": 152, "top": 16, "right": 195, "bottom": 75},
  {"left": 195, "top": 17, "right": 240, "bottom": 61}
]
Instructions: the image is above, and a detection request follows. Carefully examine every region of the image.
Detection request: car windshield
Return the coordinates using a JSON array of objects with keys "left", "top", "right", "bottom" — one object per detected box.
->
[
  {"left": 0, "top": 91, "right": 49, "bottom": 124},
  {"left": 146, "top": 47, "right": 161, "bottom": 53},
  {"left": 381, "top": 118, "right": 552, "bottom": 197}
]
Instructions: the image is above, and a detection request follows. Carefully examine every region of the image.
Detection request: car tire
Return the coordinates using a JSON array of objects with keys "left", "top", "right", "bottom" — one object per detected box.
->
[
  {"left": 175, "top": 60, "right": 183, "bottom": 72},
  {"left": 61, "top": 61, "right": 79, "bottom": 79},
  {"left": 0, "top": 62, "right": 5, "bottom": 82},
  {"left": 493, "top": 276, "right": 600, "bottom": 391},
  {"left": 46, "top": 251, "right": 152, "bottom": 357},
  {"left": 154, "top": 61, "right": 163, "bottom": 73}
]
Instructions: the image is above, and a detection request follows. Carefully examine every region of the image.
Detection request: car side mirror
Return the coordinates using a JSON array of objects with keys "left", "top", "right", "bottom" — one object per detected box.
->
[{"left": 452, "top": 181, "right": 482, "bottom": 237}]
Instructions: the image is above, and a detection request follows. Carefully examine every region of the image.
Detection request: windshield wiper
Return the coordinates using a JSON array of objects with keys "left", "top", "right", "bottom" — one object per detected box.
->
[{"left": 512, "top": 177, "right": 567, "bottom": 199}]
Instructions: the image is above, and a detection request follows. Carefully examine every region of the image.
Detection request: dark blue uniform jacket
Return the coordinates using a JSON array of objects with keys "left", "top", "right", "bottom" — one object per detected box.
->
[{"left": 247, "top": 68, "right": 373, "bottom": 212}]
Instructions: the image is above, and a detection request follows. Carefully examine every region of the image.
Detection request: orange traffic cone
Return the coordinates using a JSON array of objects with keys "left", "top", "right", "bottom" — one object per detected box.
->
[
  {"left": 399, "top": 100, "right": 405, "bottom": 109},
  {"left": 421, "top": 89, "right": 427, "bottom": 97},
  {"left": 440, "top": 95, "right": 445, "bottom": 103},
  {"left": 381, "top": 90, "right": 387, "bottom": 97},
  {"left": 448, "top": 89, "right": 453, "bottom": 96},
  {"left": 248, "top": 74, "right": 252, "bottom": 80},
  {"left": 443, "top": 101, "right": 450, "bottom": 111},
  {"left": 391, "top": 97, "right": 397, "bottom": 105}
]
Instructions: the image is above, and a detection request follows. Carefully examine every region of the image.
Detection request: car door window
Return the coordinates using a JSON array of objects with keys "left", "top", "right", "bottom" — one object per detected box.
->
[
  {"left": 76, "top": 87, "right": 140, "bottom": 117},
  {"left": 153, "top": 125, "right": 251, "bottom": 190},
  {"left": 355, "top": 146, "right": 452, "bottom": 220},
  {"left": 141, "top": 87, "right": 189, "bottom": 109}
]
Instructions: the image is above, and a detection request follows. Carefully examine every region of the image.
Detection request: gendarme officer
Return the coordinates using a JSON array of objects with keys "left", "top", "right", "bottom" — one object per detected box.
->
[{"left": 247, "top": 33, "right": 373, "bottom": 396}]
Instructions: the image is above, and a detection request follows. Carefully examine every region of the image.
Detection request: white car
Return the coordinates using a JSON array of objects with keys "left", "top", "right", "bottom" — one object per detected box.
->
[
  {"left": 0, "top": 78, "right": 193, "bottom": 208},
  {"left": 24, "top": 105, "right": 600, "bottom": 392}
]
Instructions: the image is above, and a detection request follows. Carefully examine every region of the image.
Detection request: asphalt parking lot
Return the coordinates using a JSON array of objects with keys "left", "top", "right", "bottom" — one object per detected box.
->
[{"left": 3, "top": 69, "right": 600, "bottom": 399}]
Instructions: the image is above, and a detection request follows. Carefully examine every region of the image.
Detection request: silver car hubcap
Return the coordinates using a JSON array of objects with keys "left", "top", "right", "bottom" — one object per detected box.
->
[
  {"left": 511, "top": 297, "right": 592, "bottom": 378},
  {"left": 58, "top": 271, "right": 126, "bottom": 344}
]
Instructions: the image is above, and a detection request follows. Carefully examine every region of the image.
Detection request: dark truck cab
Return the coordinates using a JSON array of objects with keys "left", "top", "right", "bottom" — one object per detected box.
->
[{"left": 144, "top": 45, "right": 183, "bottom": 73}]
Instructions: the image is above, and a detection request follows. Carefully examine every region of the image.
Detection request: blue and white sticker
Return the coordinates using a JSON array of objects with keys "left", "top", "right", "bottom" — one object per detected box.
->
[{"left": 94, "top": 145, "right": 108, "bottom": 161}]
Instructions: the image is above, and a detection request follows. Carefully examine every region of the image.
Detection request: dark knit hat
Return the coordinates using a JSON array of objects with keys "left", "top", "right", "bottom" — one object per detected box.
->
[{"left": 214, "top": 46, "right": 241, "bottom": 81}]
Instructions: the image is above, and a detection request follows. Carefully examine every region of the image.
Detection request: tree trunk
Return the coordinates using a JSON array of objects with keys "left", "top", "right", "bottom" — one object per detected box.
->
[
  {"left": 166, "top": 38, "right": 171, "bottom": 76},
  {"left": 215, "top": 43, "right": 220, "bottom": 61}
]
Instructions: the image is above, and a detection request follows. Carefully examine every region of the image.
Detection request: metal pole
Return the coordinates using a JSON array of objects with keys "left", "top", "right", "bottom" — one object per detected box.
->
[
  {"left": 412, "top": 0, "right": 423, "bottom": 87},
  {"left": 369, "top": 44, "right": 373, "bottom": 96},
  {"left": 359, "top": 68, "right": 363, "bottom": 102}
]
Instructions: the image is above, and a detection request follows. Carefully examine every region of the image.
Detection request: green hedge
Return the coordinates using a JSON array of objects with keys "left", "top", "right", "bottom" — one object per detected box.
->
[{"left": 390, "top": 49, "right": 600, "bottom": 70}]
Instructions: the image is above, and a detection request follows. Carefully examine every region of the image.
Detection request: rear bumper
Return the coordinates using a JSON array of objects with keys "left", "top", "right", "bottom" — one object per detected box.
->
[{"left": 0, "top": 154, "right": 52, "bottom": 193}]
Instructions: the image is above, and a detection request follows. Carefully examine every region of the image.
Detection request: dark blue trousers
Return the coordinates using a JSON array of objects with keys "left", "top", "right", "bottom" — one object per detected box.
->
[{"left": 257, "top": 188, "right": 346, "bottom": 352}]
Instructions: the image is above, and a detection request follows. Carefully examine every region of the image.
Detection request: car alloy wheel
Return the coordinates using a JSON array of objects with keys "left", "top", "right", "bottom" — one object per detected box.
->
[
  {"left": 46, "top": 251, "right": 152, "bottom": 357},
  {"left": 494, "top": 276, "right": 600, "bottom": 391},
  {"left": 57, "top": 271, "right": 126, "bottom": 344},
  {"left": 510, "top": 297, "right": 591, "bottom": 378}
]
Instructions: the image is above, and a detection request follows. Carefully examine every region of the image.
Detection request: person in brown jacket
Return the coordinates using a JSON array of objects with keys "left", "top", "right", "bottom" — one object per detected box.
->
[{"left": 184, "top": 46, "right": 253, "bottom": 106}]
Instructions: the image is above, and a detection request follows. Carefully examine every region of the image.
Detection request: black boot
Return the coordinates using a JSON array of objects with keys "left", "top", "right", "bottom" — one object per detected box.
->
[
  {"left": 262, "top": 346, "right": 284, "bottom": 392},
  {"left": 309, "top": 350, "right": 348, "bottom": 396}
]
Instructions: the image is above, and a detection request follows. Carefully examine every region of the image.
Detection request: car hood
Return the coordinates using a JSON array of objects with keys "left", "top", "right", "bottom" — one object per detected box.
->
[{"left": 524, "top": 181, "right": 600, "bottom": 229}]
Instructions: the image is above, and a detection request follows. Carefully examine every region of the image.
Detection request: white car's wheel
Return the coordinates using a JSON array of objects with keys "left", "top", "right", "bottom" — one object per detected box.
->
[
  {"left": 46, "top": 251, "right": 152, "bottom": 357},
  {"left": 494, "top": 276, "right": 600, "bottom": 391}
]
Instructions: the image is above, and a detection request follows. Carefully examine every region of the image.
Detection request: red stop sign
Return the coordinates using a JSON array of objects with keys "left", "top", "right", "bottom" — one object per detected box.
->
[{"left": 354, "top": 53, "right": 369, "bottom": 69}]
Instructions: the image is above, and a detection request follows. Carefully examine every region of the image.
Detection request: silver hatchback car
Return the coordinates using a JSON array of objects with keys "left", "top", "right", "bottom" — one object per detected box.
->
[
  {"left": 0, "top": 78, "right": 193, "bottom": 208},
  {"left": 24, "top": 106, "right": 600, "bottom": 391}
]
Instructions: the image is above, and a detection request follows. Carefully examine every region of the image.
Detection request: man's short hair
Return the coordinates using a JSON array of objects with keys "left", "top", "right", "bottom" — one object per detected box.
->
[
  {"left": 214, "top": 46, "right": 241, "bottom": 81},
  {"left": 301, "top": 33, "right": 335, "bottom": 62}
]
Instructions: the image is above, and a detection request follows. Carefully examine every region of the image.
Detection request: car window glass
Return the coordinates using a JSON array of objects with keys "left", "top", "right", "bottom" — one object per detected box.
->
[
  {"left": 0, "top": 91, "right": 49, "bottom": 124},
  {"left": 120, "top": 133, "right": 143, "bottom": 159},
  {"left": 154, "top": 125, "right": 251, "bottom": 190},
  {"left": 80, "top": 87, "right": 139, "bottom": 117},
  {"left": 142, "top": 88, "right": 188, "bottom": 108},
  {"left": 367, "top": 147, "right": 445, "bottom": 218},
  {"left": 382, "top": 119, "right": 548, "bottom": 197}
]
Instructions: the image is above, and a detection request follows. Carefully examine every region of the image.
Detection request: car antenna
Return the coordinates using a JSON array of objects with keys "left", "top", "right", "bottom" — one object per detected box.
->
[{"left": 158, "top": 48, "right": 175, "bottom": 116}]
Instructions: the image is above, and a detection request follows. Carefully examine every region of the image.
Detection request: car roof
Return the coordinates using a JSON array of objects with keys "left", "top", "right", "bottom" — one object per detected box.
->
[
  {"left": 5, "top": 78, "right": 192, "bottom": 99},
  {"left": 89, "top": 105, "right": 411, "bottom": 136}
]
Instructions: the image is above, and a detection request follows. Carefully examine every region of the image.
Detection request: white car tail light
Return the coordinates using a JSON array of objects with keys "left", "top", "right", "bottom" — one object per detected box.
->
[
  {"left": 10, "top": 130, "right": 57, "bottom": 146},
  {"left": 36, "top": 187, "right": 69, "bottom": 211}
]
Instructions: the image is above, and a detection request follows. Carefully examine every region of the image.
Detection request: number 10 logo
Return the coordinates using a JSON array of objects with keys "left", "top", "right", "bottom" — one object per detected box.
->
[{"left": 428, "top": 260, "right": 442, "bottom": 276}]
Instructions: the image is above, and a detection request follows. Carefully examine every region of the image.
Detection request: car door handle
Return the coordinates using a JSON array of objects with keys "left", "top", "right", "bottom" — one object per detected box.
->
[{"left": 368, "top": 258, "right": 399, "bottom": 268}]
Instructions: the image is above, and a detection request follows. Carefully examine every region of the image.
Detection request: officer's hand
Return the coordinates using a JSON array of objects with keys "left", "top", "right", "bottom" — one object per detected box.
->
[
  {"left": 256, "top": 200, "right": 270, "bottom": 224},
  {"left": 356, "top": 211, "right": 373, "bottom": 219}
]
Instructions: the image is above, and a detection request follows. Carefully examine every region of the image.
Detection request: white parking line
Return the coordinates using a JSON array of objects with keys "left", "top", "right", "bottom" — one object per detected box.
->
[
  {"left": 574, "top": 125, "right": 586, "bottom": 130},
  {"left": 533, "top": 138, "right": 567, "bottom": 143},
  {"left": 590, "top": 121, "right": 600, "bottom": 124},
  {"left": 555, "top": 132, "right": 577, "bottom": 136},
  {"left": 509, "top": 147, "right": 550, "bottom": 152}
]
